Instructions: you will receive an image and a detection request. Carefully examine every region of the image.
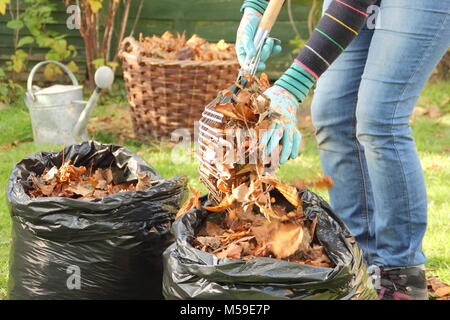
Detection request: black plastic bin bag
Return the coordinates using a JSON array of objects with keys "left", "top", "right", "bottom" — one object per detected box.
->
[
  {"left": 7, "top": 141, "right": 187, "bottom": 300},
  {"left": 163, "top": 190, "right": 378, "bottom": 300}
]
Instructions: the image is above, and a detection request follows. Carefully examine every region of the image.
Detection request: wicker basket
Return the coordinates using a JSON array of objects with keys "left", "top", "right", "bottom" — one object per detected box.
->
[{"left": 119, "top": 37, "right": 240, "bottom": 140}]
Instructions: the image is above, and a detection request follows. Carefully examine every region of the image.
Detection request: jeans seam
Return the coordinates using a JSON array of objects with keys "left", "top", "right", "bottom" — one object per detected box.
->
[
  {"left": 389, "top": 10, "right": 449, "bottom": 266},
  {"left": 351, "top": 94, "right": 372, "bottom": 263}
]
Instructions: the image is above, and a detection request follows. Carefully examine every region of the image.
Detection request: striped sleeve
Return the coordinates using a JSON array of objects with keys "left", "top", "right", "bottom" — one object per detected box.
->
[
  {"left": 276, "top": 0, "right": 377, "bottom": 102},
  {"left": 240, "top": 0, "right": 270, "bottom": 14}
]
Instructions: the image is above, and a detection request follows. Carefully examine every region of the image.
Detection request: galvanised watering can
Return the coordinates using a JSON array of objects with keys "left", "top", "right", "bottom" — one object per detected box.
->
[{"left": 25, "top": 60, "right": 114, "bottom": 145}]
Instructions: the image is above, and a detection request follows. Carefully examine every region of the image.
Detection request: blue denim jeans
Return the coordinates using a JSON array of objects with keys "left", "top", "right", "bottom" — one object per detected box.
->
[{"left": 311, "top": 0, "right": 450, "bottom": 267}]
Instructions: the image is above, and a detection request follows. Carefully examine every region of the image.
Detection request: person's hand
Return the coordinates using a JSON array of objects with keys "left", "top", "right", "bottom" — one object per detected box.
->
[
  {"left": 259, "top": 85, "right": 302, "bottom": 164},
  {"left": 236, "top": 8, "right": 282, "bottom": 71}
]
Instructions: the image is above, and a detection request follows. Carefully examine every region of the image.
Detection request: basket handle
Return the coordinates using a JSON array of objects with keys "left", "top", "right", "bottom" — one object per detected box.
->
[
  {"left": 259, "top": 0, "right": 285, "bottom": 32},
  {"left": 27, "top": 60, "right": 79, "bottom": 100}
]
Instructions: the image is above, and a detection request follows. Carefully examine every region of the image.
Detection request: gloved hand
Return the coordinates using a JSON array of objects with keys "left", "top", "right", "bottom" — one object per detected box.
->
[
  {"left": 259, "top": 84, "right": 302, "bottom": 164},
  {"left": 236, "top": 7, "right": 282, "bottom": 71}
]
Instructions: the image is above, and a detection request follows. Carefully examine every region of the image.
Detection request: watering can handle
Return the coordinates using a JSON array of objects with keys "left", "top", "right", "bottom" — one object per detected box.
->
[{"left": 27, "top": 60, "right": 79, "bottom": 100}]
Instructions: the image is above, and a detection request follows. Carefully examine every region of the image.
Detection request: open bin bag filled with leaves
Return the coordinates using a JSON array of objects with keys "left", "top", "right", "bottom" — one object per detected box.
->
[
  {"left": 163, "top": 190, "right": 378, "bottom": 300},
  {"left": 7, "top": 141, "right": 187, "bottom": 299}
]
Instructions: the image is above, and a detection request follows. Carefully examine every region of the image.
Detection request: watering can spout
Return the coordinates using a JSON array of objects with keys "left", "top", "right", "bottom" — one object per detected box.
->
[{"left": 72, "top": 66, "right": 115, "bottom": 139}]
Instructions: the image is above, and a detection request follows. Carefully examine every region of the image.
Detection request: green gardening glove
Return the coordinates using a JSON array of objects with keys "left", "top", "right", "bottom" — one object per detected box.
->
[
  {"left": 259, "top": 85, "right": 302, "bottom": 164},
  {"left": 236, "top": 7, "right": 282, "bottom": 71}
]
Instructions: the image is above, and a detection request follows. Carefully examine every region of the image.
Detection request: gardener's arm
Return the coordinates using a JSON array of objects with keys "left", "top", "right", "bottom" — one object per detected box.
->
[{"left": 237, "top": 0, "right": 377, "bottom": 163}]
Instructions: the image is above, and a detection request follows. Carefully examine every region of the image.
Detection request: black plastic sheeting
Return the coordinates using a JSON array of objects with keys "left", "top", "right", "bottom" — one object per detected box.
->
[
  {"left": 7, "top": 141, "right": 187, "bottom": 300},
  {"left": 163, "top": 190, "right": 378, "bottom": 300}
]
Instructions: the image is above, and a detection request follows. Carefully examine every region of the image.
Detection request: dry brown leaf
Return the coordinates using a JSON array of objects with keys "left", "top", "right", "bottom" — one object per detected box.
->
[
  {"left": 436, "top": 286, "right": 450, "bottom": 297},
  {"left": 292, "top": 176, "right": 333, "bottom": 190},
  {"left": 220, "top": 230, "right": 251, "bottom": 242},
  {"left": 65, "top": 184, "right": 93, "bottom": 197},
  {"left": 175, "top": 45, "right": 195, "bottom": 60},
  {"left": 215, "top": 103, "right": 244, "bottom": 121},
  {"left": 0, "top": 140, "right": 21, "bottom": 150},
  {"left": 136, "top": 173, "right": 153, "bottom": 191},
  {"left": 176, "top": 187, "right": 202, "bottom": 219},
  {"left": 39, "top": 183, "right": 56, "bottom": 196},
  {"left": 203, "top": 194, "right": 235, "bottom": 212},
  {"left": 104, "top": 168, "right": 114, "bottom": 184},
  {"left": 205, "top": 221, "right": 224, "bottom": 236},
  {"left": 176, "top": 197, "right": 197, "bottom": 219},
  {"left": 306, "top": 245, "right": 331, "bottom": 266},
  {"left": 260, "top": 177, "right": 301, "bottom": 208},
  {"left": 30, "top": 174, "right": 54, "bottom": 196},
  {"left": 96, "top": 179, "right": 108, "bottom": 190},
  {"left": 232, "top": 183, "right": 250, "bottom": 202},
  {"left": 428, "top": 276, "right": 450, "bottom": 299},
  {"left": 217, "top": 179, "right": 231, "bottom": 193},
  {"left": 270, "top": 223, "right": 305, "bottom": 259},
  {"left": 235, "top": 102, "right": 257, "bottom": 122},
  {"left": 196, "top": 236, "right": 221, "bottom": 250},
  {"left": 251, "top": 225, "right": 271, "bottom": 245},
  {"left": 236, "top": 90, "right": 252, "bottom": 105},
  {"left": 309, "top": 217, "right": 318, "bottom": 237},
  {"left": 255, "top": 203, "right": 281, "bottom": 221},
  {"left": 59, "top": 161, "right": 86, "bottom": 182},
  {"left": 225, "top": 243, "right": 243, "bottom": 259},
  {"left": 258, "top": 73, "right": 271, "bottom": 90}
]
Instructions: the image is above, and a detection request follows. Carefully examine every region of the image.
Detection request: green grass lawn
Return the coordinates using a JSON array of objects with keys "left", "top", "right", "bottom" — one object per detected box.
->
[{"left": 0, "top": 80, "right": 448, "bottom": 299}]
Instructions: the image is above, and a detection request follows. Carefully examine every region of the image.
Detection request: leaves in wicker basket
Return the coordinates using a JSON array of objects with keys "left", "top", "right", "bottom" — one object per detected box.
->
[{"left": 138, "top": 32, "right": 236, "bottom": 61}]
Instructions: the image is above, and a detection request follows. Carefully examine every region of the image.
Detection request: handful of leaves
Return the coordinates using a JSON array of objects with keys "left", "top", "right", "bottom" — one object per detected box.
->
[
  {"left": 27, "top": 160, "right": 157, "bottom": 200},
  {"left": 182, "top": 74, "right": 334, "bottom": 266},
  {"left": 138, "top": 31, "right": 236, "bottom": 61}
]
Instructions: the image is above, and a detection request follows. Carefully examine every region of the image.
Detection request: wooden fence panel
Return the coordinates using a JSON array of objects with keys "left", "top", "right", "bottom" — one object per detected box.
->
[{"left": 0, "top": 0, "right": 314, "bottom": 80}]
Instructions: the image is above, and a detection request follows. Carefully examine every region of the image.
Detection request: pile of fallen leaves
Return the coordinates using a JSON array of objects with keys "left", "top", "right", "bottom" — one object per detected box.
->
[
  {"left": 181, "top": 176, "right": 334, "bottom": 266},
  {"left": 27, "top": 160, "right": 156, "bottom": 200},
  {"left": 191, "top": 185, "right": 334, "bottom": 267},
  {"left": 138, "top": 31, "right": 236, "bottom": 61},
  {"left": 180, "top": 74, "right": 334, "bottom": 266},
  {"left": 428, "top": 276, "right": 450, "bottom": 300}
]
